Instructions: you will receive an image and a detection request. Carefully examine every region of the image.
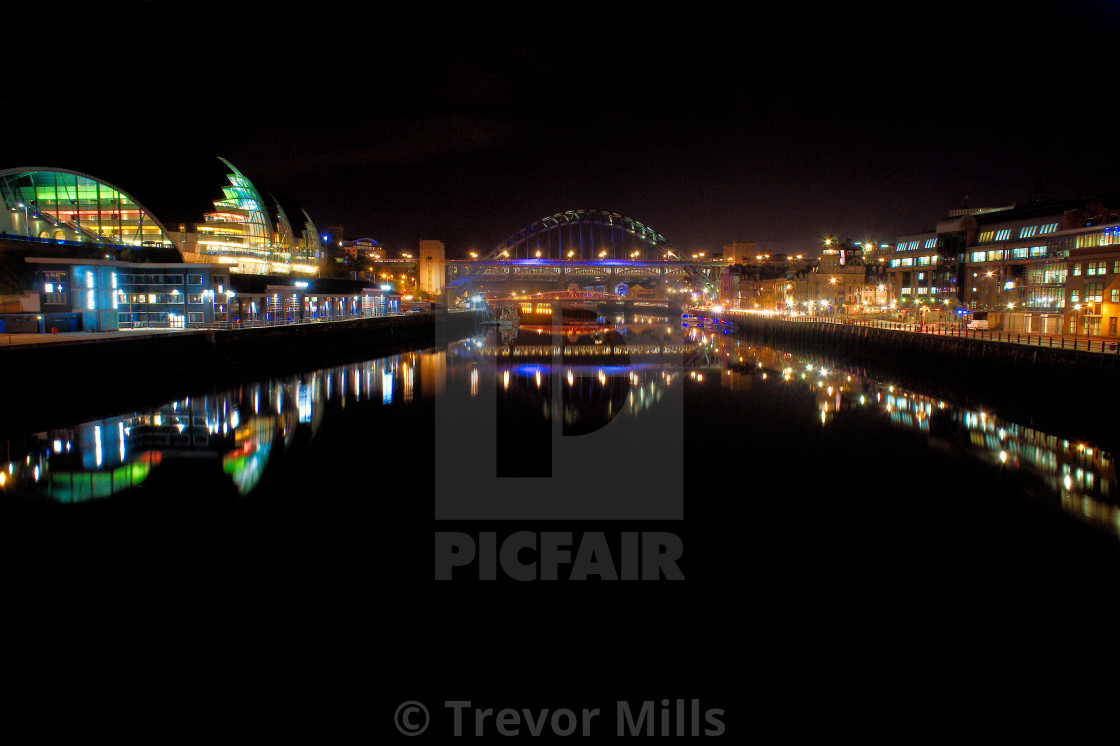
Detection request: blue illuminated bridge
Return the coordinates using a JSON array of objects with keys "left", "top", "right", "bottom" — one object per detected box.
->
[{"left": 444, "top": 210, "right": 724, "bottom": 299}]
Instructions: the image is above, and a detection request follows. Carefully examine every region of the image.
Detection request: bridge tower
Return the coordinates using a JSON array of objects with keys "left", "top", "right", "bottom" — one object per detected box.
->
[{"left": 419, "top": 239, "right": 445, "bottom": 298}]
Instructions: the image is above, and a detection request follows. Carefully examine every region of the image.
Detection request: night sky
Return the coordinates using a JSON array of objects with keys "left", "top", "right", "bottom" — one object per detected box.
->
[{"left": 4, "top": 1, "right": 1119, "bottom": 258}]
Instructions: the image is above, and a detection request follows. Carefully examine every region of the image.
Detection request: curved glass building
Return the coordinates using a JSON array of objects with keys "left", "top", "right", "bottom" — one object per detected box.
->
[
  {"left": 183, "top": 158, "right": 320, "bottom": 275},
  {"left": 0, "top": 167, "right": 176, "bottom": 249}
]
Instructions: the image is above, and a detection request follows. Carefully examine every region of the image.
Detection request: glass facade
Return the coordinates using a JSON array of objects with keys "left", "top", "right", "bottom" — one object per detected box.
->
[
  {"left": 0, "top": 169, "right": 173, "bottom": 248},
  {"left": 194, "top": 158, "right": 320, "bottom": 275}
]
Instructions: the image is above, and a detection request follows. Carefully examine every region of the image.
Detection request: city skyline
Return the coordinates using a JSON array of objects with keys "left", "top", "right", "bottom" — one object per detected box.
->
[{"left": 3, "top": 2, "right": 1118, "bottom": 258}]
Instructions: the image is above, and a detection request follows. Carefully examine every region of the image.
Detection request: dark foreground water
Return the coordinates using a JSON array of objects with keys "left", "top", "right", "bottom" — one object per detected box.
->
[
  {"left": 5, "top": 313, "right": 1117, "bottom": 552},
  {"left": 3, "top": 312, "right": 1117, "bottom": 730}
]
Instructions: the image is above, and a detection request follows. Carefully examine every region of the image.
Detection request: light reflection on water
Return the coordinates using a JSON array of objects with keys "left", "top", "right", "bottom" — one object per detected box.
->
[
  {"left": 2, "top": 314, "right": 1117, "bottom": 541},
  {"left": 695, "top": 324, "right": 1120, "bottom": 540},
  {"left": 2, "top": 352, "right": 423, "bottom": 502}
]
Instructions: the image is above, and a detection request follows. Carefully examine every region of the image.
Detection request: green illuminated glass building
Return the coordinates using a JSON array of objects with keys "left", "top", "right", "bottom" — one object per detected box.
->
[{"left": 0, "top": 167, "right": 177, "bottom": 249}]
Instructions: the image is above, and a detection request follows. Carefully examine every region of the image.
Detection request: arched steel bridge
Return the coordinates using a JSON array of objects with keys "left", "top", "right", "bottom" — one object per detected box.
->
[
  {"left": 445, "top": 209, "right": 722, "bottom": 295},
  {"left": 486, "top": 210, "right": 674, "bottom": 262}
]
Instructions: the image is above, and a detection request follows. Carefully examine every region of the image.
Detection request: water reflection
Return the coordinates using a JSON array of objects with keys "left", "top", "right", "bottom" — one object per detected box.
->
[
  {"left": 703, "top": 332, "right": 1120, "bottom": 540},
  {"left": 1, "top": 350, "right": 434, "bottom": 502},
  {"left": 450, "top": 316, "right": 694, "bottom": 432},
  {"left": 3, "top": 313, "right": 1117, "bottom": 544}
]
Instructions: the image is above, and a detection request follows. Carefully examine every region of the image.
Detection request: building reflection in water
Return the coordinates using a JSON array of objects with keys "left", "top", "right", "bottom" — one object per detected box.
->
[
  {"left": 4, "top": 313, "right": 1116, "bottom": 542},
  {"left": 703, "top": 332, "right": 1120, "bottom": 540},
  {"left": 1, "top": 348, "right": 440, "bottom": 503}
]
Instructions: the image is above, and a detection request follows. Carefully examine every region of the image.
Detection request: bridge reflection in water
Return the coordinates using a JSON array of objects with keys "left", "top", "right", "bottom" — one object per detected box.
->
[
  {"left": 445, "top": 316, "right": 697, "bottom": 481},
  {"left": 1, "top": 313, "right": 1117, "bottom": 544}
]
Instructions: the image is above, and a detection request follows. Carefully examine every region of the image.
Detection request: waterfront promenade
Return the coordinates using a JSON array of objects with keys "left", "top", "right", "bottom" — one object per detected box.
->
[
  {"left": 0, "top": 309, "right": 485, "bottom": 436},
  {"left": 0, "top": 310, "right": 457, "bottom": 348},
  {"left": 720, "top": 310, "right": 1120, "bottom": 355}
]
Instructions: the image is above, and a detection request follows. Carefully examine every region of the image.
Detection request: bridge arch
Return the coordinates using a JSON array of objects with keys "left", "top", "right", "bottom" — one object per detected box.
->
[{"left": 487, "top": 210, "right": 677, "bottom": 262}]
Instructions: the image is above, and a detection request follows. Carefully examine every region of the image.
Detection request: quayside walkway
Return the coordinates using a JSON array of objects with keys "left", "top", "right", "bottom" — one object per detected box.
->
[
  {"left": 722, "top": 311, "right": 1120, "bottom": 355},
  {"left": 0, "top": 310, "right": 473, "bottom": 349}
]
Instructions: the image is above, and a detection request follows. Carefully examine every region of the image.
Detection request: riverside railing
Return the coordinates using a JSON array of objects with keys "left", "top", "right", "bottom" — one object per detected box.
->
[{"left": 724, "top": 312, "right": 1120, "bottom": 354}]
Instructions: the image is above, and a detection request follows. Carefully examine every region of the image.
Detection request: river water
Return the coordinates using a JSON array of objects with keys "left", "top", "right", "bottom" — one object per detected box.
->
[{"left": 3, "top": 311, "right": 1117, "bottom": 583}]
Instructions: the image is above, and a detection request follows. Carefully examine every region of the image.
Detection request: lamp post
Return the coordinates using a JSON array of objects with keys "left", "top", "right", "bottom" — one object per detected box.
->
[{"left": 17, "top": 202, "right": 29, "bottom": 237}]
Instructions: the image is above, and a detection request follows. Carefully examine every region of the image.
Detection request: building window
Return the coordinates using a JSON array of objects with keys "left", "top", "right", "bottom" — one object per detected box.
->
[
  {"left": 188, "top": 293, "right": 204, "bottom": 304},
  {"left": 1112, "top": 289, "right": 1119, "bottom": 303},
  {"left": 188, "top": 274, "right": 203, "bottom": 284},
  {"left": 995, "top": 229, "right": 1011, "bottom": 241},
  {"left": 188, "top": 312, "right": 203, "bottom": 324},
  {"left": 1086, "top": 282, "right": 1103, "bottom": 302},
  {"left": 1070, "top": 290, "right": 1080, "bottom": 303},
  {"left": 1073, "top": 264, "right": 1082, "bottom": 276}
]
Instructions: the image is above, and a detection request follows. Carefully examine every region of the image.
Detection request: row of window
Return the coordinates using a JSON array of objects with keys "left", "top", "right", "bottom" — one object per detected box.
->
[
  {"left": 117, "top": 274, "right": 208, "bottom": 285},
  {"left": 1069, "top": 284, "right": 1112, "bottom": 303},
  {"left": 118, "top": 312, "right": 205, "bottom": 323},
  {"left": 1071, "top": 260, "right": 1120, "bottom": 276},
  {"left": 889, "top": 254, "right": 939, "bottom": 267},
  {"left": 118, "top": 293, "right": 209, "bottom": 305},
  {"left": 895, "top": 239, "right": 947, "bottom": 251},
  {"left": 977, "top": 224, "right": 1060, "bottom": 243},
  {"left": 968, "top": 247, "right": 1049, "bottom": 262}
]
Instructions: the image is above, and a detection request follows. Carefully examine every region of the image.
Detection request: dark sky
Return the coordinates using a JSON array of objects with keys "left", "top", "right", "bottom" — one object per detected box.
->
[{"left": 5, "top": 1, "right": 1119, "bottom": 258}]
